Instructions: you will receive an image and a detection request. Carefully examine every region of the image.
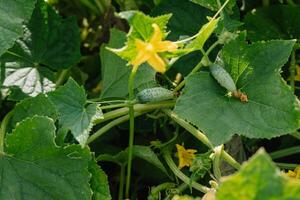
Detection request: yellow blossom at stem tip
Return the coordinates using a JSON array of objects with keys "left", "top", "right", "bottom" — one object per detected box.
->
[
  {"left": 286, "top": 166, "right": 300, "bottom": 179},
  {"left": 176, "top": 144, "right": 197, "bottom": 170},
  {"left": 131, "top": 23, "right": 177, "bottom": 73}
]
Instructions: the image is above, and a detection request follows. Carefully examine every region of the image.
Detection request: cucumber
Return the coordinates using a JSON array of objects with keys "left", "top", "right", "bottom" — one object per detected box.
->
[
  {"left": 137, "top": 87, "right": 174, "bottom": 103},
  {"left": 209, "top": 64, "right": 237, "bottom": 92}
]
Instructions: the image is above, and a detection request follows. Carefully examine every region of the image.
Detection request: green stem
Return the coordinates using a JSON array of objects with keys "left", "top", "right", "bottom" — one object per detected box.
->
[
  {"left": 213, "top": 145, "right": 223, "bottom": 180},
  {"left": 125, "top": 69, "right": 137, "bottom": 198},
  {"left": 270, "top": 145, "right": 300, "bottom": 160},
  {"left": 118, "top": 165, "right": 126, "bottom": 200},
  {"left": 289, "top": 49, "right": 296, "bottom": 92},
  {"left": 163, "top": 150, "right": 210, "bottom": 193},
  {"left": 55, "top": 69, "right": 69, "bottom": 87},
  {"left": 87, "top": 112, "right": 144, "bottom": 144},
  {"left": 291, "top": 132, "right": 300, "bottom": 140},
  {"left": 276, "top": 162, "right": 299, "bottom": 170},
  {"left": 148, "top": 182, "right": 176, "bottom": 200},
  {"left": 163, "top": 109, "right": 241, "bottom": 170},
  {"left": 94, "top": 101, "right": 175, "bottom": 124},
  {"left": 0, "top": 111, "right": 13, "bottom": 156},
  {"left": 100, "top": 103, "right": 129, "bottom": 110}
]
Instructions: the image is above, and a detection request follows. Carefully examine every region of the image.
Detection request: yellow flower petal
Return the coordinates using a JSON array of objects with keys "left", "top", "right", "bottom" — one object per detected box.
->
[
  {"left": 150, "top": 23, "right": 163, "bottom": 44},
  {"left": 147, "top": 53, "right": 166, "bottom": 73},
  {"left": 176, "top": 144, "right": 197, "bottom": 169},
  {"left": 285, "top": 166, "right": 300, "bottom": 179},
  {"left": 156, "top": 41, "right": 178, "bottom": 52},
  {"left": 131, "top": 23, "right": 177, "bottom": 73},
  {"left": 132, "top": 50, "right": 151, "bottom": 66}
]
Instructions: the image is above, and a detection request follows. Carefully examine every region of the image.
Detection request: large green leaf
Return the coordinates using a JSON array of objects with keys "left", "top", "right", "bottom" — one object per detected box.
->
[
  {"left": 174, "top": 39, "right": 300, "bottom": 145},
  {"left": 216, "top": 149, "right": 300, "bottom": 200},
  {"left": 100, "top": 29, "right": 156, "bottom": 99},
  {"left": 8, "top": 94, "right": 58, "bottom": 131},
  {"left": 0, "top": 0, "right": 80, "bottom": 100},
  {"left": 0, "top": 0, "right": 36, "bottom": 56},
  {"left": 48, "top": 78, "right": 103, "bottom": 146},
  {"left": 0, "top": 116, "right": 92, "bottom": 200},
  {"left": 244, "top": 5, "right": 300, "bottom": 41}
]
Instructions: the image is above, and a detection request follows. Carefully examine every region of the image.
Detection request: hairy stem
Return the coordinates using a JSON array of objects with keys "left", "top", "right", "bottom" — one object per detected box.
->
[
  {"left": 94, "top": 101, "right": 175, "bottom": 124},
  {"left": 270, "top": 145, "right": 300, "bottom": 160},
  {"left": 276, "top": 162, "right": 299, "bottom": 170},
  {"left": 0, "top": 111, "right": 13, "bottom": 156},
  {"left": 87, "top": 112, "right": 144, "bottom": 144},
  {"left": 125, "top": 69, "right": 137, "bottom": 198},
  {"left": 163, "top": 109, "right": 241, "bottom": 170},
  {"left": 213, "top": 145, "right": 223, "bottom": 180},
  {"left": 55, "top": 69, "right": 69, "bottom": 87},
  {"left": 118, "top": 165, "right": 126, "bottom": 200}
]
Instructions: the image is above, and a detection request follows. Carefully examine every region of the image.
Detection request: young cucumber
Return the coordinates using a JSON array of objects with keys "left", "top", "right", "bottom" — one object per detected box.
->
[
  {"left": 209, "top": 64, "right": 237, "bottom": 92},
  {"left": 137, "top": 87, "right": 174, "bottom": 103}
]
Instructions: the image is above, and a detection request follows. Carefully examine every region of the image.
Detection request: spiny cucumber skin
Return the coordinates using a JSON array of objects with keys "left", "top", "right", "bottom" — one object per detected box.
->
[
  {"left": 209, "top": 64, "right": 237, "bottom": 92},
  {"left": 137, "top": 87, "right": 174, "bottom": 103}
]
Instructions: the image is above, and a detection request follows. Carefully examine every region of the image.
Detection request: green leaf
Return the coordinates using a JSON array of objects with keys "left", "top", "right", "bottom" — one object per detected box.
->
[
  {"left": 216, "top": 149, "right": 300, "bottom": 200},
  {"left": 186, "top": 17, "right": 220, "bottom": 51},
  {"left": 174, "top": 39, "right": 300, "bottom": 145},
  {"left": 97, "top": 145, "right": 169, "bottom": 176},
  {"left": 0, "top": 0, "right": 81, "bottom": 100},
  {"left": 0, "top": 116, "right": 92, "bottom": 200},
  {"left": 0, "top": 0, "right": 37, "bottom": 56},
  {"left": 190, "top": 0, "right": 236, "bottom": 12},
  {"left": 89, "top": 161, "right": 112, "bottom": 200},
  {"left": 100, "top": 29, "right": 156, "bottom": 99},
  {"left": 9, "top": 94, "right": 58, "bottom": 131},
  {"left": 48, "top": 78, "right": 103, "bottom": 146},
  {"left": 112, "top": 11, "right": 171, "bottom": 62},
  {"left": 151, "top": 0, "right": 213, "bottom": 40},
  {"left": 244, "top": 5, "right": 300, "bottom": 41}
]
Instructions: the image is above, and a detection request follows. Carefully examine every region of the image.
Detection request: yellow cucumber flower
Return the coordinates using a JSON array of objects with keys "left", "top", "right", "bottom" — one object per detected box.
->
[
  {"left": 176, "top": 144, "right": 197, "bottom": 169},
  {"left": 286, "top": 166, "right": 300, "bottom": 179},
  {"left": 131, "top": 23, "right": 177, "bottom": 73}
]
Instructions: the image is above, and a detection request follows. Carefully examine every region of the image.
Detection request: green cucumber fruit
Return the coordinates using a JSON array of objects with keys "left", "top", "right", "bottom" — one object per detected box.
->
[
  {"left": 137, "top": 87, "right": 174, "bottom": 103},
  {"left": 209, "top": 64, "right": 237, "bottom": 92}
]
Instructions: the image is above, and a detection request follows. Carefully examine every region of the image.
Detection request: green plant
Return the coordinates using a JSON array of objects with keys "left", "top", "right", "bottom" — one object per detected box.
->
[{"left": 1, "top": 0, "right": 300, "bottom": 199}]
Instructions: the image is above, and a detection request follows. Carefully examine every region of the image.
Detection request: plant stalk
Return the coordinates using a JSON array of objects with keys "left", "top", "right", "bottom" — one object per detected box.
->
[
  {"left": 163, "top": 109, "right": 241, "bottom": 170},
  {"left": 94, "top": 101, "right": 175, "bottom": 124},
  {"left": 270, "top": 145, "right": 300, "bottom": 160},
  {"left": 125, "top": 68, "right": 137, "bottom": 198},
  {"left": 0, "top": 111, "right": 13, "bottom": 156},
  {"left": 87, "top": 112, "right": 144, "bottom": 144},
  {"left": 118, "top": 165, "right": 126, "bottom": 200}
]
